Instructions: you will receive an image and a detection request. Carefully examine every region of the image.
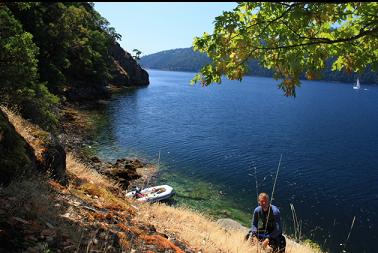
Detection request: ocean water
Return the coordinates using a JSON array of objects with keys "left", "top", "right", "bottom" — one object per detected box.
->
[{"left": 91, "top": 69, "right": 378, "bottom": 253}]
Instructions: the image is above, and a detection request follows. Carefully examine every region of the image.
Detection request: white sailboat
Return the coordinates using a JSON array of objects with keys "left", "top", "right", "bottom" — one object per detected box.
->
[{"left": 353, "top": 78, "right": 360, "bottom": 90}]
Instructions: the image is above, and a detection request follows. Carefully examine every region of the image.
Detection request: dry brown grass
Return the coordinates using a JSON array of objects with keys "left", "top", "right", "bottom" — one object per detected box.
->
[
  {"left": 3, "top": 175, "right": 55, "bottom": 220},
  {"left": 1, "top": 106, "right": 50, "bottom": 160},
  {"left": 66, "top": 153, "right": 135, "bottom": 214},
  {"left": 66, "top": 153, "right": 115, "bottom": 189},
  {"left": 1, "top": 175, "right": 82, "bottom": 243},
  {"left": 136, "top": 203, "right": 323, "bottom": 253},
  {"left": 78, "top": 182, "right": 132, "bottom": 211},
  {"left": 61, "top": 106, "right": 94, "bottom": 131}
]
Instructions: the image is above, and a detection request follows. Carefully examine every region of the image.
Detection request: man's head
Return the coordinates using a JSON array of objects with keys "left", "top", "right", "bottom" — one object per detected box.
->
[{"left": 258, "top": 192, "right": 270, "bottom": 211}]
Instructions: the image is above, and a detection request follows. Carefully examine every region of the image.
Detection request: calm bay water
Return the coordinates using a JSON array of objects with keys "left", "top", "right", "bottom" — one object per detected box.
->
[{"left": 91, "top": 69, "right": 378, "bottom": 253}]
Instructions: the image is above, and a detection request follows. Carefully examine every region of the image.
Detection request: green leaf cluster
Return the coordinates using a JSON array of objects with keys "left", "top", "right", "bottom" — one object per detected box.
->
[
  {"left": 192, "top": 3, "right": 378, "bottom": 96},
  {"left": 0, "top": 4, "right": 58, "bottom": 128},
  {"left": 1, "top": 3, "right": 123, "bottom": 129}
]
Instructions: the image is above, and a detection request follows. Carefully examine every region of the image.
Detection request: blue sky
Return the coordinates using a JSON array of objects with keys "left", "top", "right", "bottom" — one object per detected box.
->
[{"left": 94, "top": 2, "right": 237, "bottom": 56}]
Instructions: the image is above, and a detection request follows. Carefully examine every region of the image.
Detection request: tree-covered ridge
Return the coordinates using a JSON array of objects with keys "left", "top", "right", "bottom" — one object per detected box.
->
[
  {"left": 6, "top": 3, "right": 119, "bottom": 90},
  {"left": 192, "top": 2, "right": 378, "bottom": 96},
  {"left": 140, "top": 47, "right": 212, "bottom": 72},
  {"left": 0, "top": 2, "right": 148, "bottom": 130},
  {"left": 140, "top": 47, "right": 378, "bottom": 84}
]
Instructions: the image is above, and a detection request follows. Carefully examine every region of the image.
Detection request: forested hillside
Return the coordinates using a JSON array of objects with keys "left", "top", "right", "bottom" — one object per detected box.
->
[
  {"left": 140, "top": 47, "right": 378, "bottom": 84},
  {"left": 140, "top": 47, "right": 212, "bottom": 72},
  {"left": 0, "top": 2, "right": 148, "bottom": 129}
]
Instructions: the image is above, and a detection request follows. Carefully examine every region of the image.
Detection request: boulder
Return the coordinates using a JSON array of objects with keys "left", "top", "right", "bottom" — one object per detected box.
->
[
  {"left": 90, "top": 156, "right": 101, "bottom": 163},
  {"left": 0, "top": 110, "right": 37, "bottom": 186},
  {"left": 101, "top": 158, "right": 145, "bottom": 189},
  {"left": 39, "top": 138, "right": 68, "bottom": 186},
  {"left": 114, "top": 158, "right": 144, "bottom": 170},
  {"left": 216, "top": 218, "right": 249, "bottom": 233}
]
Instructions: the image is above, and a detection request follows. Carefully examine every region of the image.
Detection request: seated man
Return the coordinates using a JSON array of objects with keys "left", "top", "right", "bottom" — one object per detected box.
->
[{"left": 245, "top": 192, "right": 286, "bottom": 253}]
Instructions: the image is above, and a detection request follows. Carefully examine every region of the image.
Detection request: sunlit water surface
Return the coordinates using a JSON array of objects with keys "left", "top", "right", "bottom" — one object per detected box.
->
[{"left": 91, "top": 69, "right": 378, "bottom": 253}]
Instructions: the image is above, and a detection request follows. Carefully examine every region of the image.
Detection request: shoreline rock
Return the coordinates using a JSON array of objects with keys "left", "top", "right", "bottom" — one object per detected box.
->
[
  {"left": 88, "top": 156, "right": 159, "bottom": 190},
  {"left": 216, "top": 218, "right": 249, "bottom": 234},
  {"left": 91, "top": 157, "right": 143, "bottom": 189}
]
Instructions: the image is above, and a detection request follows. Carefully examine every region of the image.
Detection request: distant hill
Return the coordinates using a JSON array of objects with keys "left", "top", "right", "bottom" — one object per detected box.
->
[
  {"left": 140, "top": 47, "right": 378, "bottom": 84},
  {"left": 140, "top": 47, "right": 212, "bottom": 72},
  {"left": 139, "top": 47, "right": 273, "bottom": 77}
]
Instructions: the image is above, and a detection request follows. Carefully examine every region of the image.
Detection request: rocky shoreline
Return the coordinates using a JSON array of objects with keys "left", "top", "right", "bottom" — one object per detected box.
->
[
  {"left": 0, "top": 106, "right": 196, "bottom": 253},
  {"left": 89, "top": 156, "right": 159, "bottom": 190},
  {"left": 58, "top": 104, "right": 159, "bottom": 192}
]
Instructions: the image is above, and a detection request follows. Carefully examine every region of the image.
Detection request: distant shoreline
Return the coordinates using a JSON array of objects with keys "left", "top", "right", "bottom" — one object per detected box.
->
[{"left": 143, "top": 67, "right": 378, "bottom": 86}]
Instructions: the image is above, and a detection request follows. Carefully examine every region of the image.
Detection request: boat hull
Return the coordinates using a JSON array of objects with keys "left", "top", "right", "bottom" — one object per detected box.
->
[{"left": 126, "top": 185, "right": 175, "bottom": 203}]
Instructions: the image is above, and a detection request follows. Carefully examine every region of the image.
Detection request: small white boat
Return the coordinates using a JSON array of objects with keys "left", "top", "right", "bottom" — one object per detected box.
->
[
  {"left": 126, "top": 185, "right": 175, "bottom": 203},
  {"left": 353, "top": 78, "right": 360, "bottom": 90}
]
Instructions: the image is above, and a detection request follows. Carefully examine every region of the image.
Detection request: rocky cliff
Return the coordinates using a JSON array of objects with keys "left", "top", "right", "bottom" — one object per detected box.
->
[
  {"left": 109, "top": 42, "right": 150, "bottom": 87},
  {"left": 65, "top": 42, "right": 150, "bottom": 102}
]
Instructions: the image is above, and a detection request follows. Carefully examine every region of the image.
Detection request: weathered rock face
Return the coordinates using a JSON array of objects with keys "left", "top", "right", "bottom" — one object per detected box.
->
[
  {"left": 64, "top": 42, "right": 149, "bottom": 102},
  {"left": 0, "top": 110, "right": 37, "bottom": 186},
  {"left": 109, "top": 42, "right": 150, "bottom": 87}
]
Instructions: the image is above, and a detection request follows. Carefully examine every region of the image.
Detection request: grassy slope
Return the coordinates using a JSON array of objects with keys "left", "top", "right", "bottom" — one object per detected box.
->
[{"left": 0, "top": 108, "right": 322, "bottom": 253}]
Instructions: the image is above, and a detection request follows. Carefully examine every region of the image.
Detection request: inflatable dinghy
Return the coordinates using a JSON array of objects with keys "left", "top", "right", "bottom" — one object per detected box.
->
[{"left": 126, "top": 185, "right": 175, "bottom": 203}]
